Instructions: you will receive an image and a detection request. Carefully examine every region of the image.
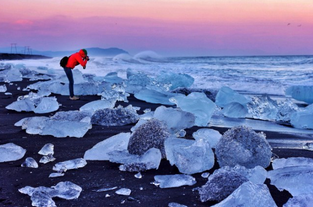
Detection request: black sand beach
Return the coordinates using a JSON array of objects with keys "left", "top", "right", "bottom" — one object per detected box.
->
[{"left": 1, "top": 78, "right": 313, "bottom": 207}]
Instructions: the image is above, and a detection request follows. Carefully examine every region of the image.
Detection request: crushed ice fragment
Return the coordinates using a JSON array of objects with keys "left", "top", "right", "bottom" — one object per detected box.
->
[
  {"left": 134, "top": 172, "right": 142, "bottom": 179},
  {"left": 95, "top": 186, "right": 118, "bottom": 192},
  {"left": 21, "top": 157, "right": 39, "bottom": 168},
  {"left": 40, "top": 154, "right": 56, "bottom": 164},
  {"left": 53, "top": 158, "right": 87, "bottom": 172},
  {"left": 153, "top": 174, "right": 196, "bottom": 188},
  {"left": 38, "top": 143, "right": 54, "bottom": 155},
  {"left": 115, "top": 188, "right": 131, "bottom": 196},
  {"left": 49, "top": 173, "right": 64, "bottom": 178}
]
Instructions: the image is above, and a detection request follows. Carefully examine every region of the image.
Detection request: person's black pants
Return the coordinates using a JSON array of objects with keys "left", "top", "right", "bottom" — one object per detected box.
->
[{"left": 63, "top": 67, "right": 74, "bottom": 97}]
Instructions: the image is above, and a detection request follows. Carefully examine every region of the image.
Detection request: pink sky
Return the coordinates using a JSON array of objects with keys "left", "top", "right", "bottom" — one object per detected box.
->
[{"left": 1, "top": 0, "right": 313, "bottom": 56}]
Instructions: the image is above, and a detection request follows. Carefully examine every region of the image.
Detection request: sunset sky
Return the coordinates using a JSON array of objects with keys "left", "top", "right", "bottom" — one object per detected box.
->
[{"left": 1, "top": 0, "right": 313, "bottom": 56}]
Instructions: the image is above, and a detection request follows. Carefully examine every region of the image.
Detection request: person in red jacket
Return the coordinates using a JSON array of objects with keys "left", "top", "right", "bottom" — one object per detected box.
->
[{"left": 63, "top": 49, "right": 89, "bottom": 100}]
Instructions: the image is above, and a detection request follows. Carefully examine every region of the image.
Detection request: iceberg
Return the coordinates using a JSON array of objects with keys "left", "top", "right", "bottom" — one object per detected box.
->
[
  {"left": 127, "top": 119, "right": 170, "bottom": 158},
  {"left": 215, "top": 126, "right": 272, "bottom": 168},
  {"left": 164, "top": 137, "right": 215, "bottom": 174},
  {"left": 153, "top": 105, "right": 195, "bottom": 133},
  {"left": 153, "top": 174, "right": 196, "bottom": 188},
  {"left": 0, "top": 143, "right": 26, "bottom": 162},
  {"left": 170, "top": 92, "right": 217, "bottom": 126},
  {"left": 212, "top": 182, "right": 277, "bottom": 207}
]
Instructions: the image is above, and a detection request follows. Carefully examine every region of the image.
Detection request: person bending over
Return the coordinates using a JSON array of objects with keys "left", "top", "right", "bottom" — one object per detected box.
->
[{"left": 63, "top": 49, "right": 89, "bottom": 100}]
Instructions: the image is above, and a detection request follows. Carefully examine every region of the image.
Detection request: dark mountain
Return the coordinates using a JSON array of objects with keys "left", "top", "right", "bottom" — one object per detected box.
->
[{"left": 0, "top": 47, "right": 128, "bottom": 57}]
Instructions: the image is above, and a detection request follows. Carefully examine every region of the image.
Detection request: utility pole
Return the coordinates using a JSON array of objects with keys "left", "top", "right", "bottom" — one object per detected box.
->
[{"left": 11, "top": 43, "right": 17, "bottom": 54}]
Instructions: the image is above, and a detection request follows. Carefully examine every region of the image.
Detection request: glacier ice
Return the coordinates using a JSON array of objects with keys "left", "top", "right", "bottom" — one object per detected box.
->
[
  {"left": 109, "top": 148, "right": 162, "bottom": 172},
  {"left": 198, "top": 170, "right": 248, "bottom": 202},
  {"left": 0, "top": 143, "right": 26, "bottom": 162},
  {"left": 215, "top": 126, "right": 272, "bottom": 168},
  {"left": 115, "top": 188, "right": 131, "bottom": 196},
  {"left": 290, "top": 104, "right": 313, "bottom": 129},
  {"left": 15, "top": 110, "right": 93, "bottom": 138},
  {"left": 91, "top": 105, "right": 139, "bottom": 126},
  {"left": 153, "top": 105, "right": 195, "bottom": 133},
  {"left": 211, "top": 182, "right": 277, "bottom": 207},
  {"left": 283, "top": 193, "right": 313, "bottom": 207},
  {"left": 215, "top": 86, "right": 251, "bottom": 108},
  {"left": 154, "top": 71, "right": 194, "bottom": 91},
  {"left": 221, "top": 102, "right": 248, "bottom": 118},
  {"left": 285, "top": 85, "right": 313, "bottom": 104},
  {"left": 6, "top": 96, "right": 59, "bottom": 114},
  {"left": 153, "top": 174, "right": 196, "bottom": 188},
  {"left": 170, "top": 92, "right": 217, "bottom": 126},
  {"left": 79, "top": 99, "right": 116, "bottom": 112},
  {"left": 134, "top": 89, "right": 178, "bottom": 105},
  {"left": 164, "top": 137, "right": 215, "bottom": 174},
  {"left": 0, "top": 84, "right": 7, "bottom": 92},
  {"left": 268, "top": 157, "right": 313, "bottom": 196},
  {"left": 19, "top": 181, "right": 82, "bottom": 207},
  {"left": 192, "top": 128, "right": 222, "bottom": 148},
  {"left": 40, "top": 154, "right": 56, "bottom": 164},
  {"left": 38, "top": 143, "right": 54, "bottom": 156},
  {"left": 21, "top": 157, "right": 39, "bottom": 168},
  {"left": 84, "top": 132, "right": 131, "bottom": 161},
  {"left": 53, "top": 158, "right": 87, "bottom": 172},
  {"left": 127, "top": 119, "right": 170, "bottom": 158}
]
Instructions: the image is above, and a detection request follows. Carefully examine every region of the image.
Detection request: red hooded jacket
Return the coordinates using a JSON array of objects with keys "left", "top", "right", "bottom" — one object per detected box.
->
[{"left": 66, "top": 49, "right": 88, "bottom": 69}]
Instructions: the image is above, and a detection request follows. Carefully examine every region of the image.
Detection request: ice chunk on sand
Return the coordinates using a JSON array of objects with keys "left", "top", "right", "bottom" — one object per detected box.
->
[
  {"left": 268, "top": 157, "right": 313, "bottom": 196},
  {"left": 0, "top": 143, "right": 26, "bottom": 162},
  {"left": 285, "top": 85, "right": 313, "bottom": 104},
  {"left": 198, "top": 170, "right": 248, "bottom": 202},
  {"left": 15, "top": 111, "right": 92, "bottom": 138},
  {"left": 153, "top": 105, "right": 195, "bottom": 133},
  {"left": 128, "top": 119, "right": 170, "bottom": 158},
  {"left": 40, "top": 154, "right": 56, "bottom": 164},
  {"left": 109, "top": 148, "right": 162, "bottom": 172},
  {"left": 168, "top": 202, "right": 188, "bottom": 207},
  {"left": 290, "top": 104, "right": 313, "bottom": 129},
  {"left": 6, "top": 96, "right": 59, "bottom": 114},
  {"left": 215, "top": 126, "right": 272, "bottom": 168},
  {"left": 215, "top": 86, "right": 251, "bottom": 108},
  {"left": 153, "top": 174, "right": 196, "bottom": 188},
  {"left": 192, "top": 128, "right": 222, "bottom": 148},
  {"left": 91, "top": 105, "right": 139, "bottom": 126},
  {"left": 283, "top": 193, "right": 313, "bottom": 207},
  {"left": 79, "top": 99, "right": 116, "bottom": 112},
  {"left": 84, "top": 132, "right": 131, "bottom": 161},
  {"left": 134, "top": 88, "right": 178, "bottom": 105},
  {"left": 217, "top": 165, "right": 267, "bottom": 185},
  {"left": 38, "top": 143, "right": 54, "bottom": 155},
  {"left": 211, "top": 182, "right": 277, "bottom": 207},
  {"left": 164, "top": 137, "right": 214, "bottom": 174},
  {"left": 53, "top": 158, "right": 87, "bottom": 172},
  {"left": 19, "top": 181, "right": 82, "bottom": 207},
  {"left": 222, "top": 102, "right": 248, "bottom": 118},
  {"left": 115, "top": 188, "right": 131, "bottom": 196},
  {"left": 0, "top": 84, "right": 7, "bottom": 92},
  {"left": 170, "top": 92, "right": 217, "bottom": 126},
  {"left": 21, "top": 157, "right": 38, "bottom": 168}
]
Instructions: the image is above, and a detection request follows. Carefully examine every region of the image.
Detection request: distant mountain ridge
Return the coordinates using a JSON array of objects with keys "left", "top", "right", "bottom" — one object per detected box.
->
[{"left": 0, "top": 47, "right": 128, "bottom": 57}]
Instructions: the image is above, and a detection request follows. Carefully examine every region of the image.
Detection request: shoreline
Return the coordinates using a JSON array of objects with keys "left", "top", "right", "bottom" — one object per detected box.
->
[
  {"left": 0, "top": 78, "right": 312, "bottom": 206},
  {"left": 0, "top": 53, "right": 51, "bottom": 60}
]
